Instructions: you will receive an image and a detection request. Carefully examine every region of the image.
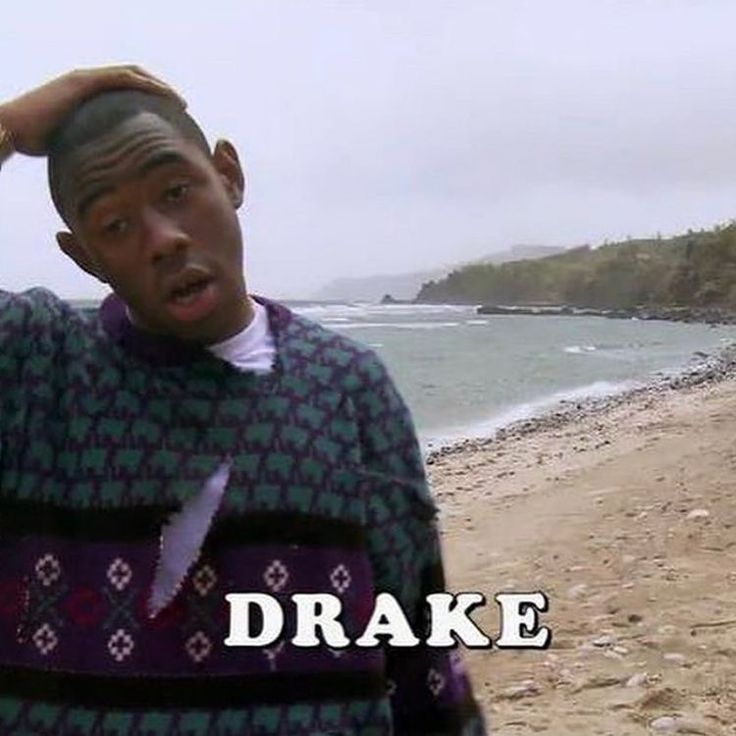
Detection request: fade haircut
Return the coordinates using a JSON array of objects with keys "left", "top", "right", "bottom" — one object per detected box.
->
[{"left": 47, "top": 90, "right": 209, "bottom": 221}]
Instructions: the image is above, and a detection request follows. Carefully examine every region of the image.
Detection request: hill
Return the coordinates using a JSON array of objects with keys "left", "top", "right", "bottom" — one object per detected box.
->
[
  {"left": 311, "top": 245, "right": 566, "bottom": 302},
  {"left": 416, "top": 224, "right": 736, "bottom": 315}
]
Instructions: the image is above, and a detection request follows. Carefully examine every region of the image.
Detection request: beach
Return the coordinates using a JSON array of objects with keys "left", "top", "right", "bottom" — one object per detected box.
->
[{"left": 429, "top": 354, "right": 736, "bottom": 735}]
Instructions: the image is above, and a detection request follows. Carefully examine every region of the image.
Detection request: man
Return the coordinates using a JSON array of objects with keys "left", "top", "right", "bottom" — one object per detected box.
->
[{"left": 0, "top": 67, "right": 486, "bottom": 735}]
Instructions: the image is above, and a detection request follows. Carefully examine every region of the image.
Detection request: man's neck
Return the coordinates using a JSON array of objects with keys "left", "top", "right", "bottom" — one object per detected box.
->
[{"left": 124, "top": 295, "right": 257, "bottom": 345}]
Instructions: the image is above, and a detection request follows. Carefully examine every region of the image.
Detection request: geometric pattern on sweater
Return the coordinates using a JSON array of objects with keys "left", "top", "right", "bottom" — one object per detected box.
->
[
  {"left": 0, "top": 288, "right": 487, "bottom": 735},
  {"left": 1, "top": 538, "right": 382, "bottom": 678},
  {"left": 0, "top": 697, "right": 395, "bottom": 736}
]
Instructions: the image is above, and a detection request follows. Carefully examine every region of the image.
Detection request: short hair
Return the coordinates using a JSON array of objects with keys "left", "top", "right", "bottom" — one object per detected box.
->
[{"left": 47, "top": 90, "right": 209, "bottom": 220}]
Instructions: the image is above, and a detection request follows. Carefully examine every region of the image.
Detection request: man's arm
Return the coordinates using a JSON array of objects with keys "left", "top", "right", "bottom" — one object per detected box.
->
[
  {"left": 0, "top": 65, "right": 184, "bottom": 164},
  {"left": 352, "top": 351, "right": 488, "bottom": 735},
  {"left": 0, "top": 67, "right": 185, "bottom": 432}
]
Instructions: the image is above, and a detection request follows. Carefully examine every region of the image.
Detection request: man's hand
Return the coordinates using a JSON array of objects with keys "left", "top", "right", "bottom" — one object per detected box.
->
[{"left": 0, "top": 65, "right": 185, "bottom": 156}]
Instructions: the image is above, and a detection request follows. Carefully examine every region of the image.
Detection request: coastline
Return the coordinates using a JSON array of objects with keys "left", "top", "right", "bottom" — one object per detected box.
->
[
  {"left": 427, "top": 340, "right": 736, "bottom": 463},
  {"left": 430, "top": 345, "right": 736, "bottom": 734}
]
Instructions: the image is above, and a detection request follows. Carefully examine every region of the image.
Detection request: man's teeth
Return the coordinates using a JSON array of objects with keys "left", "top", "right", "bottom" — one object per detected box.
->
[{"left": 172, "top": 280, "right": 208, "bottom": 302}]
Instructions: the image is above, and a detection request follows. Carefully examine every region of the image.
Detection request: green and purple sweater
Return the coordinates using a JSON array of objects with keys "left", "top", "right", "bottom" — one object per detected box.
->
[{"left": 0, "top": 288, "right": 486, "bottom": 735}]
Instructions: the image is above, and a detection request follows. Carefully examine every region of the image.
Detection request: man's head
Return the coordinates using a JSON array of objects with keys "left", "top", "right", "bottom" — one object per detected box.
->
[{"left": 48, "top": 90, "right": 251, "bottom": 344}]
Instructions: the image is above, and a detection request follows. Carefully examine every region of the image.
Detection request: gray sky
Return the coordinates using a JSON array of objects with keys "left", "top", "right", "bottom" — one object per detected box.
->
[{"left": 2, "top": 0, "right": 736, "bottom": 299}]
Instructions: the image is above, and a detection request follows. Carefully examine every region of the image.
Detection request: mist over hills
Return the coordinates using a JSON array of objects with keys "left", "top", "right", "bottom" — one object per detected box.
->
[{"left": 311, "top": 245, "right": 567, "bottom": 302}]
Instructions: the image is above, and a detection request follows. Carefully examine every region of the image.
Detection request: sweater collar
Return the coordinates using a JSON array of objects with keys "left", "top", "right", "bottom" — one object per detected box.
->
[{"left": 99, "top": 291, "right": 292, "bottom": 367}]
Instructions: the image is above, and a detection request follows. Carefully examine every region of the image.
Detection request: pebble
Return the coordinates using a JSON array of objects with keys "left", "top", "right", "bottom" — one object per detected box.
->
[
  {"left": 625, "top": 671, "right": 649, "bottom": 687},
  {"left": 649, "top": 716, "right": 681, "bottom": 732},
  {"left": 663, "top": 652, "right": 687, "bottom": 666},
  {"left": 592, "top": 634, "right": 615, "bottom": 647},
  {"left": 567, "top": 583, "right": 588, "bottom": 600},
  {"left": 501, "top": 680, "right": 541, "bottom": 699},
  {"left": 686, "top": 508, "right": 710, "bottom": 520}
]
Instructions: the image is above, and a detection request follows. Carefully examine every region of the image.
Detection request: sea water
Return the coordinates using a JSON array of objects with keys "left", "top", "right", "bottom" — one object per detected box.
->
[{"left": 291, "top": 302, "right": 736, "bottom": 452}]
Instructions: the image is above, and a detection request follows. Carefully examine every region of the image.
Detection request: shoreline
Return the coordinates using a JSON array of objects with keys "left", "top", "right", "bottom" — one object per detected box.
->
[
  {"left": 426, "top": 340, "right": 736, "bottom": 464},
  {"left": 429, "top": 345, "right": 736, "bottom": 733}
]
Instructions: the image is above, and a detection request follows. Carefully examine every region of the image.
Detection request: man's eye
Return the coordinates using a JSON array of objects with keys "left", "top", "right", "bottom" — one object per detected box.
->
[
  {"left": 101, "top": 219, "right": 129, "bottom": 237},
  {"left": 165, "top": 183, "right": 190, "bottom": 202}
]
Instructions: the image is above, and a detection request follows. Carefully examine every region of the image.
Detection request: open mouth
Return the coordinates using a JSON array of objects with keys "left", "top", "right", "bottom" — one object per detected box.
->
[
  {"left": 163, "top": 268, "right": 219, "bottom": 322},
  {"left": 168, "top": 276, "right": 212, "bottom": 304}
]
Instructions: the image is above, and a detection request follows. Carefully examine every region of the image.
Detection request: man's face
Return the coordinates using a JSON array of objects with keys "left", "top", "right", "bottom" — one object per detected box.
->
[{"left": 58, "top": 112, "right": 250, "bottom": 344}]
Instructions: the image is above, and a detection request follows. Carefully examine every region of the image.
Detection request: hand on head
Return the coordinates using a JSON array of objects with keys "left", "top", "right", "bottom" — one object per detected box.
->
[{"left": 0, "top": 65, "right": 185, "bottom": 156}]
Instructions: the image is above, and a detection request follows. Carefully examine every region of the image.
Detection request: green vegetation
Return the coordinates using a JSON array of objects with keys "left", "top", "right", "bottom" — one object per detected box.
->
[{"left": 416, "top": 223, "right": 736, "bottom": 311}]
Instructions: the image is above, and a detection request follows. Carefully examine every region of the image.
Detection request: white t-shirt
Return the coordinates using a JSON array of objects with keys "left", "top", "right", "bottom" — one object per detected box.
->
[
  {"left": 205, "top": 297, "right": 276, "bottom": 374},
  {"left": 125, "top": 297, "right": 275, "bottom": 374}
]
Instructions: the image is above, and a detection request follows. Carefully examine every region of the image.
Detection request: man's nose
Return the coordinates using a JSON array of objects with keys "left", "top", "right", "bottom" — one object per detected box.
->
[{"left": 140, "top": 207, "right": 190, "bottom": 262}]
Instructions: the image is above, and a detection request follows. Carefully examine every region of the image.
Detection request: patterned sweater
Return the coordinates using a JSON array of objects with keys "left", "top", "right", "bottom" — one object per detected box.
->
[{"left": 0, "top": 288, "right": 487, "bottom": 736}]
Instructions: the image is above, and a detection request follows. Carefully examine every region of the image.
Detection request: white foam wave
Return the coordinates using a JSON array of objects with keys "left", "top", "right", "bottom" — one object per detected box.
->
[
  {"left": 564, "top": 344, "right": 597, "bottom": 355},
  {"left": 421, "top": 379, "right": 639, "bottom": 453},
  {"left": 292, "top": 302, "right": 475, "bottom": 319},
  {"left": 332, "top": 321, "right": 461, "bottom": 330}
]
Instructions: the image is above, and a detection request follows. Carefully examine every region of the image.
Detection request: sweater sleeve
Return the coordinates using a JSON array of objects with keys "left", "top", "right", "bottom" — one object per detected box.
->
[
  {"left": 352, "top": 350, "right": 488, "bottom": 736},
  {"left": 0, "top": 290, "right": 35, "bottom": 429},
  {"left": 0, "top": 288, "right": 66, "bottom": 434}
]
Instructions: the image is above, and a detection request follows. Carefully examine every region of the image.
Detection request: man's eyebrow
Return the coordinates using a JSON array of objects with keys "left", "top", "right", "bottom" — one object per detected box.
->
[
  {"left": 76, "top": 151, "right": 189, "bottom": 221},
  {"left": 136, "top": 150, "right": 189, "bottom": 178},
  {"left": 77, "top": 185, "right": 115, "bottom": 221}
]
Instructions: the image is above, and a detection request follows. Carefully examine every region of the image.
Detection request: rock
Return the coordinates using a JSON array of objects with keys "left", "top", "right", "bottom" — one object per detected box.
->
[
  {"left": 625, "top": 672, "right": 649, "bottom": 687},
  {"left": 686, "top": 508, "right": 710, "bottom": 520},
  {"left": 649, "top": 715, "right": 681, "bottom": 732},
  {"left": 592, "top": 634, "right": 616, "bottom": 647},
  {"left": 500, "top": 680, "right": 541, "bottom": 700},
  {"left": 571, "top": 674, "right": 622, "bottom": 692},
  {"left": 567, "top": 583, "right": 588, "bottom": 599},
  {"left": 649, "top": 716, "right": 680, "bottom": 733},
  {"left": 663, "top": 652, "right": 688, "bottom": 666}
]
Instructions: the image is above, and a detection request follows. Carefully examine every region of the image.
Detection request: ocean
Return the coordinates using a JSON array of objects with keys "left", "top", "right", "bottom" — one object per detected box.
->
[
  {"left": 289, "top": 302, "right": 736, "bottom": 452},
  {"left": 73, "top": 298, "right": 736, "bottom": 453}
]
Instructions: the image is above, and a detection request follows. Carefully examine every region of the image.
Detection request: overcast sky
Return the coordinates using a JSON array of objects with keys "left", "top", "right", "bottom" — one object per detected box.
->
[{"left": 2, "top": 1, "right": 736, "bottom": 299}]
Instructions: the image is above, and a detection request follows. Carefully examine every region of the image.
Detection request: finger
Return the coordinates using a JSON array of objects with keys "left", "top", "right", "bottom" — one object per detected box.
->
[
  {"left": 103, "top": 68, "right": 187, "bottom": 108},
  {"left": 118, "top": 67, "right": 186, "bottom": 107},
  {"left": 133, "top": 76, "right": 187, "bottom": 108}
]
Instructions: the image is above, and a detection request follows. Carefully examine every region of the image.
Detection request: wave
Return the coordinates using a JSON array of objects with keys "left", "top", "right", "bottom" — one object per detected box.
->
[
  {"left": 421, "top": 379, "right": 639, "bottom": 452},
  {"left": 332, "top": 321, "right": 462, "bottom": 330},
  {"left": 292, "top": 303, "right": 475, "bottom": 319},
  {"left": 563, "top": 344, "right": 597, "bottom": 354}
]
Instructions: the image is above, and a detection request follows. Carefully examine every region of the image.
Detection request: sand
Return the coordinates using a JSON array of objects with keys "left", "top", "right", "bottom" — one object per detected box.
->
[{"left": 429, "top": 370, "right": 736, "bottom": 735}]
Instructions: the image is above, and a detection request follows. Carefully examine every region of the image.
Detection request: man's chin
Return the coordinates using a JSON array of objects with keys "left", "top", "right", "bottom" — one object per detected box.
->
[{"left": 125, "top": 287, "right": 251, "bottom": 345}]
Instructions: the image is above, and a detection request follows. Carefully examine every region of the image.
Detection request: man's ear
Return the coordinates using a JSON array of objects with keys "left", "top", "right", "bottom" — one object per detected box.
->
[
  {"left": 56, "top": 232, "right": 107, "bottom": 283},
  {"left": 212, "top": 139, "right": 245, "bottom": 209}
]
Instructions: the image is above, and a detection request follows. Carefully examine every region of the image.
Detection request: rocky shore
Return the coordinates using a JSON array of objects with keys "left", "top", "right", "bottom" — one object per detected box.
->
[{"left": 475, "top": 303, "right": 736, "bottom": 325}]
